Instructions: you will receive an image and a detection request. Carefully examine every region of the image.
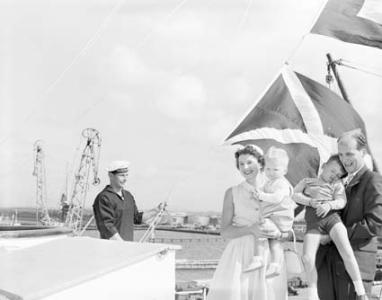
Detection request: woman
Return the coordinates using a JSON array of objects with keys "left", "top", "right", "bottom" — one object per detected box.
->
[{"left": 208, "top": 145, "right": 288, "bottom": 300}]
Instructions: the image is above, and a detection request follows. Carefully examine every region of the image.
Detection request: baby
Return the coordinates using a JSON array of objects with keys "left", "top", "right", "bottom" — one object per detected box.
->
[
  {"left": 293, "top": 154, "right": 366, "bottom": 300},
  {"left": 244, "top": 146, "right": 295, "bottom": 278}
]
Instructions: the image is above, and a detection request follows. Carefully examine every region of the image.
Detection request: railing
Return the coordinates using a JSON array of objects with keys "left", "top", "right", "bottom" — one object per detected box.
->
[{"left": 176, "top": 259, "right": 218, "bottom": 269}]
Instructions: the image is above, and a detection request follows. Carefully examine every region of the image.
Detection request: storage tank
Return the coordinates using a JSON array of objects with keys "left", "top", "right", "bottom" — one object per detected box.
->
[{"left": 171, "top": 212, "right": 187, "bottom": 226}]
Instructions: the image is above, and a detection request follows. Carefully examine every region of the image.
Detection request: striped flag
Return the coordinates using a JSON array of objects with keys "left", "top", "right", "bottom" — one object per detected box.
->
[
  {"left": 311, "top": 0, "right": 382, "bottom": 50},
  {"left": 225, "top": 65, "right": 368, "bottom": 186}
]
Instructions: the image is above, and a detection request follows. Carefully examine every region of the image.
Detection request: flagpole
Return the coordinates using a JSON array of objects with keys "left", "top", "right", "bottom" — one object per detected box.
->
[
  {"left": 326, "top": 53, "right": 351, "bottom": 104},
  {"left": 327, "top": 53, "right": 379, "bottom": 173}
]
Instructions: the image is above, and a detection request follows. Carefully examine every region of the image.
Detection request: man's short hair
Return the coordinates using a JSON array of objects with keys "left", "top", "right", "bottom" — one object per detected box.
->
[{"left": 338, "top": 128, "right": 367, "bottom": 150}]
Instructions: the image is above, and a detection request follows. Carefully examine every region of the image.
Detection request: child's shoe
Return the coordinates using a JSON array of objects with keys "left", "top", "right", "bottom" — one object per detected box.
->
[
  {"left": 243, "top": 256, "right": 264, "bottom": 273},
  {"left": 265, "top": 262, "right": 281, "bottom": 278}
]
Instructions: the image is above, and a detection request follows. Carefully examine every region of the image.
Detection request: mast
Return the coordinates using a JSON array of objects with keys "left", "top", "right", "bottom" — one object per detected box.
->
[
  {"left": 326, "top": 53, "right": 350, "bottom": 103},
  {"left": 326, "top": 53, "right": 379, "bottom": 173}
]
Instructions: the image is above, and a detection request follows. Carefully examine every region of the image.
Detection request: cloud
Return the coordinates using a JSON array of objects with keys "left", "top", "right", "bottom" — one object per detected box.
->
[
  {"left": 155, "top": 75, "right": 207, "bottom": 120},
  {"left": 206, "top": 112, "right": 239, "bottom": 144},
  {"left": 102, "top": 46, "right": 151, "bottom": 88},
  {"left": 221, "top": 76, "right": 252, "bottom": 106},
  {"left": 149, "top": 11, "right": 208, "bottom": 69}
]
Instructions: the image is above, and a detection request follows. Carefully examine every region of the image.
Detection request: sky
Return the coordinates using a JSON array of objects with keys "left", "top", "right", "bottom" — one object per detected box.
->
[{"left": 0, "top": 0, "right": 382, "bottom": 212}]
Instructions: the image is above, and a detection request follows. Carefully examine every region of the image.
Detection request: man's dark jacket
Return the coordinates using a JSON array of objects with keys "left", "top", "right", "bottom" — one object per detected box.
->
[
  {"left": 317, "top": 166, "right": 382, "bottom": 299},
  {"left": 93, "top": 185, "right": 142, "bottom": 241}
]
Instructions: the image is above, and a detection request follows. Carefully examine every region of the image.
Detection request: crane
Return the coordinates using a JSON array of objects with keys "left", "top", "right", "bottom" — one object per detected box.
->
[
  {"left": 32, "top": 140, "right": 51, "bottom": 225},
  {"left": 65, "top": 128, "right": 101, "bottom": 233}
]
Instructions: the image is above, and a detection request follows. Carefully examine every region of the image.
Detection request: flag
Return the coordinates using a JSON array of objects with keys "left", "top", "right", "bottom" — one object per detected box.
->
[
  {"left": 225, "top": 65, "right": 368, "bottom": 187},
  {"left": 311, "top": 0, "right": 382, "bottom": 50}
]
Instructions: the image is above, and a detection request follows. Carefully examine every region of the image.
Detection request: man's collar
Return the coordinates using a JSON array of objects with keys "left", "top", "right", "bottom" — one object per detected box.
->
[
  {"left": 104, "top": 185, "right": 114, "bottom": 192},
  {"left": 104, "top": 185, "right": 124, "bottom": 198},
  {"left": 346, "top": 165, "right": 368, "bottom": 188},
  {"left": 348, "top": 164, "right": 364, "bottom": 179}
]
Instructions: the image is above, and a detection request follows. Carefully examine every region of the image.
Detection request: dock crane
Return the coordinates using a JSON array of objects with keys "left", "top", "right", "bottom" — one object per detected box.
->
[
  {"left": 32, "top": 140, "right": 51, "bottom": 225},
  {"left": 64, "top": 128, "right": 101, "bottom": 233}
]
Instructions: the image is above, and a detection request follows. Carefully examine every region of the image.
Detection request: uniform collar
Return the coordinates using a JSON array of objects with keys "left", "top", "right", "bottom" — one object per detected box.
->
[{"left": 104, "top": 185, "right": 125, "bottom": 200}]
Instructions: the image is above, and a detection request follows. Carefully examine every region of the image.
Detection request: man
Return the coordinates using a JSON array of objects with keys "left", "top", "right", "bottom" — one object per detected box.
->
[
  {"left": 93, "top": 160, "right": 158, "bottom": 241},
  {"left": 314, "top": 130, "right": 382, "bottom": 299}
]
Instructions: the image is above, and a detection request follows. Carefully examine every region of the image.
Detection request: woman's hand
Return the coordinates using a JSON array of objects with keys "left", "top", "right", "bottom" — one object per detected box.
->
[
  {"left": 309, "top": 199, "right": 320, "bottom": 208},
  {"left": 304, "top": 185, "right": 332, "bottom": 201},
  {"left": 249, "top": 219, "right": 281, "bottom": 239},
  {"left": 251, "top": 189, "right": 260, "bottom": 201},
  {"left": 315, "top": 203, "right": 331, "bottom": 218}
]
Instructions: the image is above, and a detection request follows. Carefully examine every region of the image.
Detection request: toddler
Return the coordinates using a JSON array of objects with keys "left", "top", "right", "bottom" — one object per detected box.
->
[{"left": 244, "top": 147, "right": 295, "bottom": 278}]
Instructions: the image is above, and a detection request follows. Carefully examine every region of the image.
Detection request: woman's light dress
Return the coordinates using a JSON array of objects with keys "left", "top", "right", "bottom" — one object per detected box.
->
[{"left": 207, "top": 181, "right": 288, "bottom": 300}]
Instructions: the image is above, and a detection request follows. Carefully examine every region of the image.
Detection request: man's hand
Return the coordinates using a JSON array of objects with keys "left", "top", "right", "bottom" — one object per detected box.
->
[
  {"left": 309, "top": 199, "right": 320, "bottom": 208},
  {"left": 142, "top": 202, "right": 168, "bottom": 224},
  {"left": 109, "top": 233, "right": 123, "bottom": 241},
  {"left": 315, "top": 203, "right": 331, "bottom": 218},
  {"left": 320, "top": 234, "right": 331, "bottom": 245},
  {"left": 304, "top": 185, "right": 332, "bottom": 201}
]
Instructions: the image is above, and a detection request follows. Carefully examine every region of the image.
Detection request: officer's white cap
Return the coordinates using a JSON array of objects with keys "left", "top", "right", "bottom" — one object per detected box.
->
[{"left": 106, "top": 160, "right": 130, "bottom": 173}]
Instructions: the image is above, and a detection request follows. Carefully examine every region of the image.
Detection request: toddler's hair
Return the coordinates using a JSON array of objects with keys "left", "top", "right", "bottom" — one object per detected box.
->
[
  {"left": 265, "top": 146, "right": 289, "bottom": 169},
  {"left": 325, "top": 154, "right": 347, "bottom": 178}
]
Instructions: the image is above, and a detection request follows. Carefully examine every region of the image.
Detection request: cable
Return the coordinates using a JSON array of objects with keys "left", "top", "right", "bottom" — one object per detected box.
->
[
  {"left": 337, "top": 59, "right": 382, "bottom": 79},
  {"left": 136, "top": 0, "right": 190, "bottom": 50},
  {"left": 237, "top": 0, "right": 254, "bottom": 31},
  {"left": 1, "top": 0, "right": 191, "bottom": 148},
  {"left": 0, "top": 0, "right": 127, "bottom": 148},
  {"left": 285, "top": 0, "right": 328, "bottom": 64},
  {"left": 68, "top": 0, "right": 193, "bottom": 125}
]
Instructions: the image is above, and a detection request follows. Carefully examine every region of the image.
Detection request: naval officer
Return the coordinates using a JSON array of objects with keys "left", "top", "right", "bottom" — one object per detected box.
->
[{"left": 93, "top": 160, "right": 158, "bottom": 241}]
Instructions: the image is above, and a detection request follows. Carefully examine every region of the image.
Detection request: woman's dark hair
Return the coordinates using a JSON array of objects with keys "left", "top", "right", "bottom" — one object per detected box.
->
[
  {"left": 326, "top": 154, "right": 347, "bottom": 179},
  {"left": 234, "top": 144, "right": 265, "bottom": 169}
]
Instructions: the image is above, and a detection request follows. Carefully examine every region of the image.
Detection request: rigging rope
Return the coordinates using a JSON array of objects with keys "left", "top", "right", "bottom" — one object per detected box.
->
[
  {"left": 237, "top": 0, "right": 254, "bottom": 31},
  {"left": 0, "top": 0, "right": 127, "bottom": 148},
  {"left": 337, "top": 59, "right": 382, "bottom": 79},
  {"left": 136, "top": 0, "right": 190, "bottom": 50},
  {"left": 137, "top": 144, "right": 223, "bottom": 242},
  {"left": 0, "top": 0, "right": 191, "bottom": 149},
  {"left": 72, "top": 0, "right": 191, "bottom": 124},
  {"left": 285, "top": 0, "right": 328, "bottom": 64}
]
